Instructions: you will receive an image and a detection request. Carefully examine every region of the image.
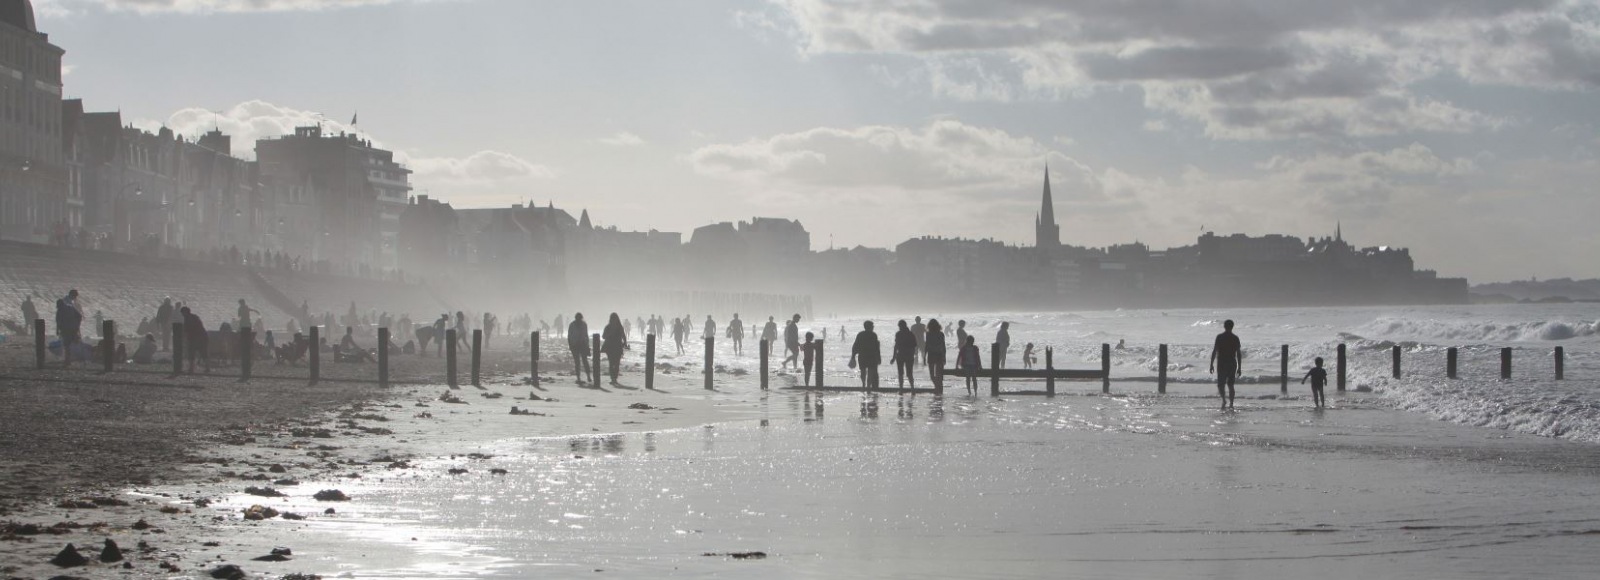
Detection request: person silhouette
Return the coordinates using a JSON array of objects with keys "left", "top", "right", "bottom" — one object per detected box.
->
[
  {"left": 568, "top": 313, "right": 591, "bottom": 384},
  {"left": 801, "top": 331, "right": 818, "bottom": 387},
  {"left": 955, "top": 320, "right": 968, "bottom": 358},
  {"left": 671, "top": 316, "right": 686, "bottom": 355},
  {"left": 1301, "top": 356, "right": 1328, "bottom": 408},
  {"left": 891, "top": 319, "right": 917, "bottom": 390},
  {"left": 910, "top": 316, "right": 927, "bottom": 357},
  {"left": 1209, "top": 319, "right": 1243, "bottom": 410},
  {"left": 958, "top": 335, "right": 981, "bottom": 395},
  {"left": 995, "top": 322, "right": 1011, "bottom": 368},
  {"left": 728, "top": 313, "right": 744, "bottom": 356},
  {"left": 925, "top": 318, "right": 946, "bottom": 390},
  {"left": 849, "top": 321, "right": 881, "bottom": 390},
  {"left": 602, "top": 313, "right": 629, "bottom": 385},
  {"left": 783, "top": 314, "right": 801, "bottom": 371}
]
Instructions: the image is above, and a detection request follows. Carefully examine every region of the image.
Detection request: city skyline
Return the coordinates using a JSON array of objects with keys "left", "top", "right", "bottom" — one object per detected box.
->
[{"left": 31, "top": 0, "right": 1600, "bottom": 282}]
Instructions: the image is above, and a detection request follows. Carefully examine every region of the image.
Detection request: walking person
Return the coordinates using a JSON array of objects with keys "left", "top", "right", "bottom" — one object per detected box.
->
[
  {"left": 671, "top": 316, "right": 686, "bottom": 355},
  {"left": 54, "top": 290, "right": 83, "bottom": 368},
  {"left": 1209, "top": 319, "right": 1243, "bottom": 410},
  {"left": 727, "top": 313, "right": 744, "bottom": 355},
  {"left": 783, "top": 314, "right": 801, "bottom": 372},
  {"left": 1302, "top": 356, "right": 1328, "bottom": 408},
  {"left": 925, "top": 318, "right": 946, "bottom": 391},
  {"left": 602, "top": 313, "right": 629, "bottom": 385},
  {"left": 181, "top": 306, "right": 210, "bottom": 374},
  {"left": 958, "top": 335, "right": 982, "bottom": 395},
  {"left": 995, "top": 321, "right": 1012, "bottom": 369},
  {"left": 911, "top": 316, "right": 927, "bottom": 357},
  {"left": 20, "top": 294, "right": 37, "bottom": 337},
  {"left": 849, "top": 321, "right": 881, "bottom": 390},
  {"left": 568, "top": 313, "right": 591, "bottom": 384},
  {"left": 891, "top": 319, "right": 917, "bottom": 390}
]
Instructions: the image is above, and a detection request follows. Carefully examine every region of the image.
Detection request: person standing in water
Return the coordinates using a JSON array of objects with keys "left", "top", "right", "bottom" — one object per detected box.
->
[
  {"left": 1209, "top": 319, "right": 1243, "bottom": 410},
  {"left": 702, "top": 315, "right": 716, "bottom": 342},
  {"left": 925, "top": 318, "right": 946, "bottom": 391},
  {"left": 891, "top": 319, "right": 917, "bottom": 390},
  {"left": 956, "top": 320, "right": 969, "bottom": 357},
  {"left": 995, "top": 322, "right": 1011, "bottom": 368},
  {"left": 849, "top": 321, "right": 881, "bottom": 390},
  {"left": 783, "top": 314, "right": 801, "bottom": 372},
  {"left": 801, "top": 331, "right": 817, "bottom": 387},
  {"left": 728, "top": 313, "right": 745, "bottom": 356},
  {"left": 671, "top": 316, "right": 686, "bottom": 355},
  {"left": 958, "top": 335, "right": 981, "bottom": 395},
  {"left": 911, "top": 316, "right": 927, "bottom": 357},
  {"left": 1301, "top": 356, "right": 1328, "bottom": 408},
  {"left": 602, "top": 313, "right": 629, "bottom": 385}
]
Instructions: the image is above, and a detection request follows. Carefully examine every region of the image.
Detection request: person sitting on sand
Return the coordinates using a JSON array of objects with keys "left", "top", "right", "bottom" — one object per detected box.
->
[
  {"left": 133, "top": 333, "right": 158, "bottom": 364},
  {"left": 1302, "top": 356, "right": 1328, "bottom": 408}
]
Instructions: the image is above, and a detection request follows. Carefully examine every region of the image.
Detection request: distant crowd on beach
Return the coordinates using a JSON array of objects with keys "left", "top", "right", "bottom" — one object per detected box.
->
[{"left": 12, "top": 290, "right": 1328, "bottom": 409}]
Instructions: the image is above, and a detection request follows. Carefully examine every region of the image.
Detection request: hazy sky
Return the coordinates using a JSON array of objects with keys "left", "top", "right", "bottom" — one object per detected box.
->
[{"left": 37, "top": 0, "right": 1600, "bottom": 282}]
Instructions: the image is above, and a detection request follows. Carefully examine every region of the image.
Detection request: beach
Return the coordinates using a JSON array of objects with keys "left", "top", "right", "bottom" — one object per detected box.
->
[{"left": 2, "top": 305, "right": 1599, "bottom": 578}]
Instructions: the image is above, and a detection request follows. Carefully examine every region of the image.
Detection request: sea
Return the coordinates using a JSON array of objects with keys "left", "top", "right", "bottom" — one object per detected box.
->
[{"left": 207, "top": 305, "right": 1600, "bottom": 579}]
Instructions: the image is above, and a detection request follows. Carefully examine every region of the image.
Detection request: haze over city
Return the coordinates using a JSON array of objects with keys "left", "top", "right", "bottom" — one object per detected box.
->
[{"left": 36, "top": 0, "right": 1600, "bottom": 283}]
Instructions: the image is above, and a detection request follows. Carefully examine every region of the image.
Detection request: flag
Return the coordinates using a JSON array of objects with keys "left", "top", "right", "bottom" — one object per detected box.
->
[{"left": 351, "top": 112, "right": 358, "bottom": 126}]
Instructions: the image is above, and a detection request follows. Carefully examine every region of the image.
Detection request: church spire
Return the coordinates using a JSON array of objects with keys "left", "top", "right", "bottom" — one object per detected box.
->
[
  {"left": 1036, "top": 164, "right": 1060, "bottom": 249},
  {"left": 1336, "top": 221, "right": 1342, "bottom": 243}
]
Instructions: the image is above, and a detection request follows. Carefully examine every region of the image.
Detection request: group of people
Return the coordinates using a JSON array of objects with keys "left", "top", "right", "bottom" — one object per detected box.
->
[{"left": 846, "top": 317, "right": 1000, "bottom": 394}]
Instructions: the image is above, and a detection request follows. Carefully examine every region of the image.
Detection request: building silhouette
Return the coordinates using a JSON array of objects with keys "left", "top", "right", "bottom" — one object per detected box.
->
[
  {"left": 0, "top": 0, "right": 66, "bottom": 242},
  {"left": 1035, "top": 165, "right": 1059, "bottom": 250}
]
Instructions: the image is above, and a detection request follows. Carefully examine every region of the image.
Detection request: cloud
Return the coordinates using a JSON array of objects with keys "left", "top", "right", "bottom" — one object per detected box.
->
[
  {"left": 764, "top": 0, "right": 1598, "bottom": 140},
  {"left": 44, "top": 0, "right": 443, "bottom": 14},
  {"left": 597, "top": 132, "right": 646, "bottom": 147},
  {"left": 408, "top": 150, "right": 556, "bottom": 183}
]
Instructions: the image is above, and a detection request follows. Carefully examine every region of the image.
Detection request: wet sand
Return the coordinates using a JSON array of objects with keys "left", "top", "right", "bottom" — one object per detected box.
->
[{"left": 0, "top": 338, "right": 751, "bottom": 579}]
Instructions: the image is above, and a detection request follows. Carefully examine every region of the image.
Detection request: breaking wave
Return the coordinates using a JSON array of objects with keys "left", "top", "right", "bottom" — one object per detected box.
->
[{"left": 1356, "top": 317, "right": 1599, "bottom": 343}]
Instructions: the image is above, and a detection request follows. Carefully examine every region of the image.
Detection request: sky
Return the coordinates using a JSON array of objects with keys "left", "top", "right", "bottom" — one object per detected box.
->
[{"left": 34, "top": 0, "right": 1600, "bottom": 283}]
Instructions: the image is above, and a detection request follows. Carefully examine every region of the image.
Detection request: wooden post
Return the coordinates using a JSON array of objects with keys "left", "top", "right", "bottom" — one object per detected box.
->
[
  {"left": 239, "top": 327, "right": 252, "bottom": 381},
  {"left": 173, "top": 322, "right": 186, "bottom": 376},
  {"left": 1279, "top": 344, "right": 1288, "bottom": 395},
  {"left": 1554, "top": 346, "right": 1564, "bottom": 380},
  {"left": 816, "top": 340, "right": 824, "bottom": 389},
  {"left": 1392, "top": 345, "right": 1402, "bottom": 379},
  {"left": 378, "top": 327, "right": 390, "bottom": 388},
  {"left": 1045, "top": 347, "right": 1055, "bottom": 397},
  {"left": 101, "top": 319, "right": 115, "bottom": 373},
  {"left": 1501, "top": 347, "right": 1512, "bottom": 380},
  {"left": 645, "top": 333, "right": 656, "bottom": 390},
  {"left": 1447, "top": 347, "right": 1458, "bottom": 379},
  {"left": 759, "top": 339, "right": 769, "bottom": 390},
  {"left": 530, "top": 331, "right": 540, "bottom": 384},
  {"left": 1101, "top": 343, "right": 1111, "bottom": 394},
  {"left": 1336, "top": 343, "right": 1347, "bottom": 391},
  {"left": 989, "top": 343, "right": 1000, "bottom": 397},
  {"left": 1158, "top": 344, "right": 1168, "bottom": 394},
  {"left": 308, "top": 326, "right": 320, "bottom": 384},
  {"left": 704, "top": 336, "right": 714, "bottom": 390},
  {"left": 591, "top": 333, "right": 601, "bottom": 386},
  {"left": 34, "top": 319, "right": 46, "bottom": 370},
  {"left": 472, "top": 329, "right": 483, "bottom": 387},
  {"left": 446, "top": 328, "right": 458, "bottom": 388}
]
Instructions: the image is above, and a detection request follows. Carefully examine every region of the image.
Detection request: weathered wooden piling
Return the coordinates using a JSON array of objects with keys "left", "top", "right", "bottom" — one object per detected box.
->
[
  {"left": 704, "top": 336, "right": 714, "bottom": 390},
  {"left": 33, "top": 319, "right": 45, "bottom": 370},
  {"left": 1555, "top": 346, "right": 1564, "bottom": 380},
  {"left": 239, "top": 326, "right": 252, "bottom": 381},
  {"left": 1045, "top": 347, "right": 1055, "bottom": 397},
  {"left": 1501, "top": 347, "right": 1512, "bottom": 380},
  {"left": 530, "top": 331, "right": 540, "bottom": 384},
  {"left": 759, "top": 339, "right": 769, "bottom": 390},
  {"left": 1336, "top": 343, "right": 1347, "bottom": 391},
  {"left": 1447, "top": 347, "right": 1458, "bottom": 379},
  {"left": 591, "top": 333, "right": 601, "bottom": 385},
  {"left": 472, "top": 329, "right": 483, "bottom": 387},
  {"left": 101, "top": 319, "right": 115, "bottom": 373},
  {"left": 1280, "top": 344, "right": 1289, "bottom": 395},
  {"left": 446, "top": 328, "right": 458, "bottom": 388},
  {"left": 308, "top": 325, "right": 320, "bottom": 384},
  {"left": 1392, "top": 344, "right": 1402, "bottom": 380},
  {"left": 1101, "top": 343, "right": 1111, "bottom": 394},
  {"left": 816, "top": 340, "right": 825, "bottom": 389},
  {"left": 378, "top": 328, "right": 390, "bottom": 388},
  {"left": 990, "top": 343, "right": 1001, "bottom": 397},
  {"left": 1158, "top": 343, "right": 1168, "bottom": 394},
  {"left": 645, "top": 333, "right": 656, "bottom": 390}
]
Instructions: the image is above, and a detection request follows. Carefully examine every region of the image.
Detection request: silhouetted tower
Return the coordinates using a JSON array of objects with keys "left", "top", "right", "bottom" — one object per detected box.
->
[
  {"left": 1035, "top": 165, "right": 1060, "bottom": 250},
  {"left": 1335, "top": 221, "right": 1342, "bottom": 243}
]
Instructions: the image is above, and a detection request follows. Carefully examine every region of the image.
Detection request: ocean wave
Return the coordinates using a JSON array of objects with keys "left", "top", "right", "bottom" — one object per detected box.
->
[
  {"left": 1355, "top": 317, "right": 1599, "bottom": 343},
  {"left": 1376, "top": 374, "right": 1600, "bottom": 444}
]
